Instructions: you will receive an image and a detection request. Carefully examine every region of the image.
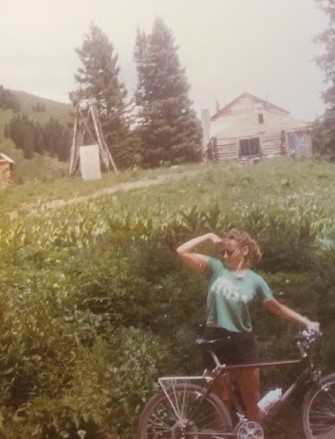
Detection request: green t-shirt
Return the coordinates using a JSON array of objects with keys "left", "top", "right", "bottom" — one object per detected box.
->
[{"left": 206, "top": 257, "right": 273, "bottom": 333}]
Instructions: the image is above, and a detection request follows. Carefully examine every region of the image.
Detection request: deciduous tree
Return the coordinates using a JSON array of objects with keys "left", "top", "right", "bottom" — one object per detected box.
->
[{"left": 314, "top": 0, "right": 335, "bottom": 154}]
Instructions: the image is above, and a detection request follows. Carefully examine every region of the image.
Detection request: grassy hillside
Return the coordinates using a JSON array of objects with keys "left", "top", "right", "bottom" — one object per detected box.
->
[
  {"left": 11, "top": 90, "right": 72, "bottom": 124},
  {"left": 0, "top": 90, "right": 72, "bottom": 135},
  {"left": 0, "top": 108, "right": 12, "bottom": 137},
  {"left": 0, "top": 90, "right": 73, "bottom": 181},
  {"left": 0, "top": 157, "right": 334, "bottom": 215},
  {"left": 0, "top": 138, "right": 68, "bottom": 183}
]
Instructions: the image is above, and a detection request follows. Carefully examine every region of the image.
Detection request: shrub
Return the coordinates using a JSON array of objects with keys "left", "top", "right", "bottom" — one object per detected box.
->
[{"left": 0, "top": 173, "right": 334, "bottom": 437}]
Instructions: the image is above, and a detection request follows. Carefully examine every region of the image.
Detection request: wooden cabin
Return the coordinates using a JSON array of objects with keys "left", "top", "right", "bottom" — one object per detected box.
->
[
  {"left": 202, "top": 92, "right": 313, "bottom": 162},
  {"left": 0, "top": 153, "right": 15, "bottom": 187}
]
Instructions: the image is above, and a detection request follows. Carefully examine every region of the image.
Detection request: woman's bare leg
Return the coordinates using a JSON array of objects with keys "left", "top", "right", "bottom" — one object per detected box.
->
[
  {"left": 212, "top": 372, "right": 232, "bottom": 411},
  {"left": 234, "top": 367, "right": 264, "bottom": 423}
]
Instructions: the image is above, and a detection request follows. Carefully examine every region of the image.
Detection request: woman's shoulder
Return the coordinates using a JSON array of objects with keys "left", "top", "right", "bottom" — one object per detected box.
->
[
  {"left": 247, "top": 269, "right": 270, "bottom": 287},
  {"left": 248, "top": 270, "right": 270, "bottom": 289},
  {"left": 207, "top": 256, "right": 226, "bottom": 272}
]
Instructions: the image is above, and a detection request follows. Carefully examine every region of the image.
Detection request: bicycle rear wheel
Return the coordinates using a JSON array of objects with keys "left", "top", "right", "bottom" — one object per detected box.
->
[
  {"left": 302, "top": 372, "right": 335, "bottom": 438},
  {"left": 138, "top": 383, "right": 232, "bottom": 438}
]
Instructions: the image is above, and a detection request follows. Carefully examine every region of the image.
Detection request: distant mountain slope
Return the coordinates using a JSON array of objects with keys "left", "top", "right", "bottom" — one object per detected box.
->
[
  {"left": 11, "top": 90, "right": 73, "bottom": 124},
  {"left": 0, "top": 90, "right": 73, "bottom": 137},
  {"left": 0, "top": 138, "right": 68, "bottom": 183},
  {"left": 0, "top": 90, "right": 72, "bottom": 182}
]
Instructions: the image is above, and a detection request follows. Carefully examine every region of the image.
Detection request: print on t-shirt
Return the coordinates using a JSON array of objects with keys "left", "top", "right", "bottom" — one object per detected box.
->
[{"left": 210, "top": 277, "right": 249, "bottom": 303}]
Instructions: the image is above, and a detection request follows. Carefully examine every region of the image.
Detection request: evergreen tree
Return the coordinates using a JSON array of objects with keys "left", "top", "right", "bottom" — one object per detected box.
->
[
  {"left": 134, "top": 29, "right": 150, "bottom": 115},
  {"left": 315, "top": 0, "right": 335, "bottom": 154},
  {"left": 7, "top": 114, "right": 71, "bottom": 161},
  {"left": 44, "top": 118, "right": 71, "bottom": 161},
  {"left": 33, "top": 122, "right": 45, "bottom": 155},
  {"left": 8, "top": 114, "right": 28, "bottom": 150},
  {"left": 0, "top": 85, "right": 21, "bottom": 112},
  {"left": 70, "top": 23, "right": 130, "bottom": 168},
  {"left": 22, "top": 125, "right": 34, "bottom": 159},
  {"left": 134, "top": 18, "right": 202, "bottom": 168}
]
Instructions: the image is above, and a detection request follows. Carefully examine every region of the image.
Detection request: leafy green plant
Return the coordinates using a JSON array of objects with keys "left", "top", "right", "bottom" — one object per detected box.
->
[{"left": 0, "top": 159, "right": 334, "bottom": 438}]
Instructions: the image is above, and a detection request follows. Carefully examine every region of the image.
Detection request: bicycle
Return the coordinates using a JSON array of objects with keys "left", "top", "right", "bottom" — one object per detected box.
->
[{"left": 137, "top": 330, "right": 335, "bottom": 438}]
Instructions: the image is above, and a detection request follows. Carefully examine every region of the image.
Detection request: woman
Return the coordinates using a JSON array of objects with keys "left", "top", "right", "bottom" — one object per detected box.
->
[{"left": 176, "top": 229, "right": 319, "bottom": 422}]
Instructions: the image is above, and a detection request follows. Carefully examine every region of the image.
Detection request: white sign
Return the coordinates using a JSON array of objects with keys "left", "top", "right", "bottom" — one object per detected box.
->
[{"left": 79, "top": 144, "right": 101, "bottom": 180}]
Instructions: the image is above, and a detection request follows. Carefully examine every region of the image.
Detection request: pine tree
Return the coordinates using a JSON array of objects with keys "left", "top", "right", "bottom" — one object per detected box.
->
[
  {"left": 71, "top": 23, "right": 130, "bottom": 168},
  {"left": 134, "top": 18, "right": 202, "bottom": 168},
  {"left": 23, "top": 126, "right": 34, "bottom": 159},
  {"left": 0, "top": 85, "right": 21, "bottom": 112},
  {"left": 33, "top": 122, "right": 44, "bottom": 155},
  {"left": 7, "top": 114, "right": 70, "bottom": 160},
  {"left": 134, "top": 29, "right": 150, "bottom": 114},
  {"left": 315, "top": 0, "right": 335, "bottom": 154}
]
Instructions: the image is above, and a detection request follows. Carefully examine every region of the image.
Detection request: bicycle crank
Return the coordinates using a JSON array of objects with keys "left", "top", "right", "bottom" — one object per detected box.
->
[{"left": 236, "top": 421, "right": 264, "bottom": 439}]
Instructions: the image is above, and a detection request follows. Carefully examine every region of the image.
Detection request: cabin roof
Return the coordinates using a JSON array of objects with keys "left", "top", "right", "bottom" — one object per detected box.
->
[
  {"left": 0, "top": 153, "right": 15, "bottom": 164},
  {"left": 211, "top": 92, "right": 289, "bottom": 121},
  {"left": 210, "top": 111, "right": 313, "bottom": 139}
]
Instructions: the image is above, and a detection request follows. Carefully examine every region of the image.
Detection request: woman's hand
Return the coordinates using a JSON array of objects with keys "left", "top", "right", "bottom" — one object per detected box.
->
[
  {"left": 306, "top": 320, "right": 320, "bottom": 334},
  {"left": 207, "top": 233, "right": 223, "bottom": 245}
]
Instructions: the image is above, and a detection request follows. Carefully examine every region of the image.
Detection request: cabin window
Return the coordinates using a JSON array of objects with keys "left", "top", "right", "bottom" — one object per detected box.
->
[
  {"left": 258, "top": 113, "right": 264, "bottom": 124},
  {"left": 239, "top": 137, "right": 261, "bottom": 157}
]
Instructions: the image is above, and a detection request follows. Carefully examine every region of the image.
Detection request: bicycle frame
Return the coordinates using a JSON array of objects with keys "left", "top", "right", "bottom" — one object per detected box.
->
[
  {"left": 145, "top": 333, "right": 323, "bottom": 439},
  {"left": 214, "top": 356, "right": 320, "bottom": 422},
  {"left": 158, "top": 346, "right": 321, "bottom": 426}
]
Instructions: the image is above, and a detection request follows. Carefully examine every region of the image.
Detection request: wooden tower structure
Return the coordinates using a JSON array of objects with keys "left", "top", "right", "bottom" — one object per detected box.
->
[{"left": 69, "top": 99, "right": 118, "bottom": 175}]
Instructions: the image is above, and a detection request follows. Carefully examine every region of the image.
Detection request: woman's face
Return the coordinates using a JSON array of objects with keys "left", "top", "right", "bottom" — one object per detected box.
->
[{"left": 220, "top": 238, "right": 248, "bottom": 269}]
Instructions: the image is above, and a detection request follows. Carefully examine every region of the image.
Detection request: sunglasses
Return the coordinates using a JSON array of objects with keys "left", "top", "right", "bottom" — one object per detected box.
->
[{"left": 220, "top": 247, "right": 239, "bottom": 257}]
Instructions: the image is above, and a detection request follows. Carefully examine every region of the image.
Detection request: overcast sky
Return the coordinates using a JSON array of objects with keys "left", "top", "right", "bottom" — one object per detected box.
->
[{"left": 0, "top": 0, "right": 328, "bottom": 121}]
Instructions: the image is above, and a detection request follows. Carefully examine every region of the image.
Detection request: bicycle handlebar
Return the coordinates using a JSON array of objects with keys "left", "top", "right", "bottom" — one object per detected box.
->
[
  {"left": 294, "top": 329, "right": 321, "bottom": 344},
  {"left": 294, "top": 330, "right": 321, "bottom": 357}
]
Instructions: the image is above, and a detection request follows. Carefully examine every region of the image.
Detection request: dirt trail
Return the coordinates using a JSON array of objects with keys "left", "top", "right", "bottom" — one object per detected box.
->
[{"left": 11, "top": 168, "right": 205, "bottom": 217}]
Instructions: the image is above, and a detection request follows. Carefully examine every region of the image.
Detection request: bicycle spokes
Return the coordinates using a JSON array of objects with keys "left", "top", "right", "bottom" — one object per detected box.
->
[
  {"left": 308, "top": 385, "right": 335, "bottom": 437},
  {"left": 141, "top": 381, "right": 232, "bottom": 438},
  {"left": 158, "top": 378, "right": 214, "bottom": 426}
]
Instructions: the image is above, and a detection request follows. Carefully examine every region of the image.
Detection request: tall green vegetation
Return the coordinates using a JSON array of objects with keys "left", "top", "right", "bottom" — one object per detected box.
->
[
  {"left": 0, "top": 192, "right": 333, "bottom": 439},
  {"left": 0, "top": 160, "right": 334, "bottom": 438},
  {"left": 314, "top": 0, "right": 335, "bottom": 154},
  {"left": 134, "top": 18, "right": 202, "bottom": 167},
  {"left": 71, "top": 23, "right": 139, "bottom": 169}
]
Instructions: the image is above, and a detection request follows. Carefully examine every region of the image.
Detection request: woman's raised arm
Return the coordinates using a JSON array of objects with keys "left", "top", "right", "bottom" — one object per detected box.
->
[{"left": 176, "top": 233, "right": 222, "bottom": 273}]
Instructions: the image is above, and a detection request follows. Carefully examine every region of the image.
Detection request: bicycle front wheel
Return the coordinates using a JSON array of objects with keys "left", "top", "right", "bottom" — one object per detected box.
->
[
  {"left": 138, "top": 383, "right": 232, "bottom": 438},
  {"left": 302, "top": 372, "right": 335, "bottom": 438}
]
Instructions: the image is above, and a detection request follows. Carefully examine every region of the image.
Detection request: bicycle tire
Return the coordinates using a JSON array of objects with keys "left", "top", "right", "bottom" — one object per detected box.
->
[
  {"left": 302, "top": 372, "right": 335, "bottom": 438},
  {"left": 138, "top": 382, "right": 233, "bottom": 438}
]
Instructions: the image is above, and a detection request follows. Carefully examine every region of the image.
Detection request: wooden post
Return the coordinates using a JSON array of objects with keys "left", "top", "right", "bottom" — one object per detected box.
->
[
  {"left": 69, "top": 99, "right": 118, "bottom": 175},
  {"left": 69, "top": 115, "right": 78, "bottom": 175},
  {"left": 89, "top": 103, "right": 118, "bottom": 173}
]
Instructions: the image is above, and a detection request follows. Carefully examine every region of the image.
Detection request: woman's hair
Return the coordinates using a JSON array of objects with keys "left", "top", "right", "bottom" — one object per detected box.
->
[{"left": 221, "top": 228, "right": 263, "bottom": 267}]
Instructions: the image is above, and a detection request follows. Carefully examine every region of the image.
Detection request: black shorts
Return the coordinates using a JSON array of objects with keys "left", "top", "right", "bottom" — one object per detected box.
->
[{"left": 203, "top": 326, "right": 258, "bottom": 369}]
